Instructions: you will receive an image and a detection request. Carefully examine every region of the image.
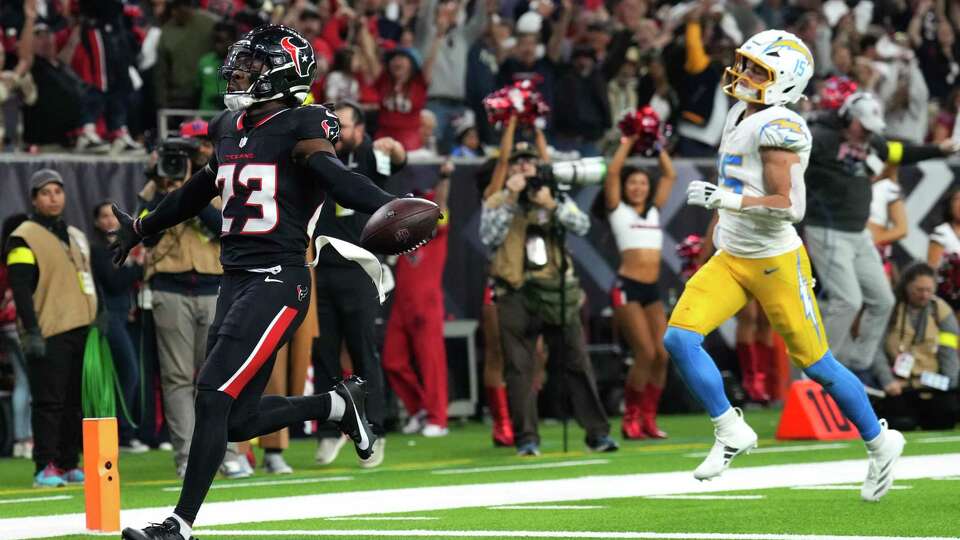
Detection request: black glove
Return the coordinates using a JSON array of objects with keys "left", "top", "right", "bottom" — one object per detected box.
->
[
  {"left": 22, "top": 328, "right": 46, "bottom": 361},
  {"left": 109, "top": 204, "right": 142, "bottom": 267}
]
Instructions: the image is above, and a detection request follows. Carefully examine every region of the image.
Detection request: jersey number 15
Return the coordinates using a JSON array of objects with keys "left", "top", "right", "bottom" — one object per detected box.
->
[{"left": 216, "top": 164, "right": 279, "bottom": 235}]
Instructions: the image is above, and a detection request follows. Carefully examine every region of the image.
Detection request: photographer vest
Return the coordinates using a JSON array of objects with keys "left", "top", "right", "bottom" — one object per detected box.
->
[
  {"left": 141, "top": 189, "right": 223, "bottom": 279},
  {"left": 11, "top": 220, "right": 97, "bottom": 338},
  {"left": 490, "top": 198, "right": 580, "bottom": 325},
  {"left": 884, "top": 297, "right": 952, "bottom": 388}
]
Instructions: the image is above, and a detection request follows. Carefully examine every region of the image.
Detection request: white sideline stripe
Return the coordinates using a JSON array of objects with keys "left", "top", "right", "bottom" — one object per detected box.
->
[
  {"left": 218, "top": 307, "right": 287, "bottom": 393},
  {"left": 160, "top": 476, "right": 353, "bottom": 492},
  {"left": 644, "top": 495, "right": 765, "bottom": 500},
  {"left": 324, "top": 517, "right": 439, "bottom": 521},
  {"left": 683, "top": 443, "right": 849, "bottom": 458},
  {"left": 932, "top": 476, "right": 960, "bottom": 480},
  {"left": 791, "top": 485, "right": 912, "bottom": 491},
  {"left": 4, "top": 454, "right": 959, "bottom": 540},
  {"left": 433, "top": 459, "right": 609, "bottom": 474},
  {"left": 0, "top": 495, "right": 72, "bottom": 505},
  {"left": 491, "top": 505, "right": 606, "bottom": 510},
  {"left": 190, "top": 530, "right": 959, "bottom": 539},
  {"left": 915, "top": 435, "right": 960, "bottom": 444}
]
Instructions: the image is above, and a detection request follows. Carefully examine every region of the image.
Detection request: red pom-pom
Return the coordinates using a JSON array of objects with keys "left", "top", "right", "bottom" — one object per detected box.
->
[
  {"left": 483, "top": 79, "right": 551, "bottom": 128},
  {"left": 818, "top": 76, "right": 858, "bottom": 110},
  {"left": 676, "top": 234, "right": 704, "bottom": 280},
  {"left": 618, "top": 105, "right": 668, "bottom": 156}
]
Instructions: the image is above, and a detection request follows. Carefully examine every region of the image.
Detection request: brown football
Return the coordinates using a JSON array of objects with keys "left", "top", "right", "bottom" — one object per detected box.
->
[{"left": 360, "top": 197, "right": 442, "bottom": 255}]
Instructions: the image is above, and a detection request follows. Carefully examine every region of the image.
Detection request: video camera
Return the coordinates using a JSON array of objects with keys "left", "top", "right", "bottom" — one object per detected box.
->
[
  {"left": 156, "top": 137, "right": 201, "bottom": 180},
  {"left": 526, "top": 157, "right": 607, "bottom": 196}
]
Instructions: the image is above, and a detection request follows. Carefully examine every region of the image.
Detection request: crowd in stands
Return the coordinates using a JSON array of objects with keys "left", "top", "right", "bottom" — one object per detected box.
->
[
  {"left": 0, "top": 0, "right": 959, "bottom": 155},
  {"left": 0, "top": 0, "right": 959, "bottom": 485}
]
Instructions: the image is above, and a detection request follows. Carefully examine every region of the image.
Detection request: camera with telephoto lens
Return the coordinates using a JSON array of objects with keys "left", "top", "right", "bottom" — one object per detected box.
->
[
  {"left": 526, "top": 157, "right": 607, "bottom": 196},
  {"left": 157, "top": 137, "right": 201, "bottom": 180}
]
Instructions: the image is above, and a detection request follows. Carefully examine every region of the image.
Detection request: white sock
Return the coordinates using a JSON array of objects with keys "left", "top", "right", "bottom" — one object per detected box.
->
[
  {"left": 865, "top": 427, "right": 886, "bottom": 452},
  {"left": 169, "top": 513, "right": 192, "bottom": 540},
  {"left": 710, "top": 407, "right": 739, "bottom": 429},
  {"left": 328, "top": 391, "right": 345, "bottom": 422}
]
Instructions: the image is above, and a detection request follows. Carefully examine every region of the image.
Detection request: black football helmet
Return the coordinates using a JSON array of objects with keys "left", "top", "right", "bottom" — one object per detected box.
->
[{"left": 220, "top": 24, "right": 316, "bottom": 111}]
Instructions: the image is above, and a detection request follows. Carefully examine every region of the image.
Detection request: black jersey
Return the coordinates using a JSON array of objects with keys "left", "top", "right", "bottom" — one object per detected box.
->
[{"left": 208, "top": 104, "right": 339, "bottom": 270}]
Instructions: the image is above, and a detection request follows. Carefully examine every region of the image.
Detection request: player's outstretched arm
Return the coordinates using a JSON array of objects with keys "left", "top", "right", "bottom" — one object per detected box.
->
[
  {"left": 293, "top": 138, "right": 396, "bottom": 214},
  {"left": 110, "top": 165, "right": 219, "bottom": 266}
]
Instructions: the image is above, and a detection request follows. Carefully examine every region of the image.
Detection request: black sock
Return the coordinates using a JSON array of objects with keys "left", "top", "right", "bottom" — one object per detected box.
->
[
  {"left": 174, "top": 390, "right": 232, "bottom": 524},
  {"left": 228, "top": 395, "right": 333, "bottom": 442}
]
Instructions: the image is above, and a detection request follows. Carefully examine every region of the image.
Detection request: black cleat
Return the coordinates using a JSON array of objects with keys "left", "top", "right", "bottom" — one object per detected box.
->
[
  {"left": 334, "top": 376, "right": 378, "bottom": 460},
  {"left": 121, "top": 518, "right": 194, "bottom": 540}
]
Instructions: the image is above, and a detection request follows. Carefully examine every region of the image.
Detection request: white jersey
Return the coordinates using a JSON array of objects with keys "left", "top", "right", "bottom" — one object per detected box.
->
[
  {"left": 869, "top": 178, "right": 901, "bottom": 227},
  {"left": 713, "top": 101, "right": 812, "bottom": 258}
]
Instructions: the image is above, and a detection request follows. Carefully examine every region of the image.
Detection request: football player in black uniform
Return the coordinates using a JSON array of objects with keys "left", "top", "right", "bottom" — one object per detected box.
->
[{"left": 113, "top": 25, "right": 410, "bottom": 540}]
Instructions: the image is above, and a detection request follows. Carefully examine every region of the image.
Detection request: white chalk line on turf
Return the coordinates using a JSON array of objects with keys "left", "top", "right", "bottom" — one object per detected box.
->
[
  {"left": 0, "top": 495, "right": 72, "bottom": 505},
  {"left": 684, "top": 443, "right": 849, "bottom": 458},
  {"left": 189, "top": 530, "right": 959, "bottom": 539},
  {"left": 790, "top": 485, "right": 912, "bottom": 491},
  {"left": 5, "top": 453, "right": 959, "bottom": 540},
  {"left": 432, "top": 459, "right": 609, "bottom": 475},
  {"left": 160, "top": 476, "right": 352, "bottom": 492},
  {"left": 915, "top": 435, "right": 960, "bottom": 444},
  {"left": 324, "top": 517, "right": 439, "bottom": 521},
  {"left": 645, "top": 495, "right": 765, "bottom": 500},
  {"left": 490, "top": 505, "right": 606, "bottom": 510}
]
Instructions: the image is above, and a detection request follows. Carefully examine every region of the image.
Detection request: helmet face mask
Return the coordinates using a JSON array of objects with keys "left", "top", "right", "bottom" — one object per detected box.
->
[
  {"left": 219, "top": 25, "right": 316, "bottom": 112},
  {"left": 721, "top": 30, "right": 814, "bottom": 106}
]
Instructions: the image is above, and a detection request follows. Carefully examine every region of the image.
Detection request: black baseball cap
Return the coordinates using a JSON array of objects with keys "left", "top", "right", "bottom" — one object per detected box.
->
[
  {"left": 30, "top": 169, "right": 64, "bottom": 197},
  {"left": 509, "top": 142, "right": 538, "bottom": 162}
]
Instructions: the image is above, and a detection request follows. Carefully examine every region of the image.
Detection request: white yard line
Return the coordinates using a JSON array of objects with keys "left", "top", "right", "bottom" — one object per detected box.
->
[
  {"left": 3, "top": 453, "right": 959, "bottom": 540},
  {"left": 914, "top": 435, "right": 960, "bottom": 444},
  {"left": 932, "top": 476, "right": 960, "bottom": 481},
  {"left": 0, "top": 495, "right": 72, "bottom": 505},
  {"left": 490, "top": 505, "right": 606, "bottom": 510},
  {"left": 790, "top": 485, "right": 912, "bottom": 491},
  {"left": 160, "top": 476, "right": 352, "bottom": 492},
  {"left": 324, "top": 517, "right": 439, "bottom": 521},
  {"left": 432, "top": 459, "right": 609, "bottom": 475},
  {"left": 189, "top": 530, "right": 959, "bottom": 539},
  {"left": 684, "top": 443, "right": 849, "bottom": 458},
  {"left": 644, "top": 495, "right": 765, "bottom": 500}
]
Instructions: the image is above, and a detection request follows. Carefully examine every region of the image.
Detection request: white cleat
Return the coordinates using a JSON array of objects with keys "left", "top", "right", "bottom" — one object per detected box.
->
[
  {"left": 693, "top": 408, "right": 758, "bottom": 481},
  {"left": 861, "top": 420, "right": 905, "bottom": 502}
]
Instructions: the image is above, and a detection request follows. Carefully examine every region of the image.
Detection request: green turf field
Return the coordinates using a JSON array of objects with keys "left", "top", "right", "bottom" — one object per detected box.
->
[{"left": 1, "top": 409, "right": 958, "bottom": 539}]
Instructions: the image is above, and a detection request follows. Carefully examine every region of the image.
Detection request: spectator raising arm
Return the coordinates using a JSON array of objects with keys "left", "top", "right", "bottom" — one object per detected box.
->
[
  {"left": 15, "top": 0, "right": 36, "bottom": 77},
  {"left": 547, "top": 0, "right": 574, "bottom": 64}
]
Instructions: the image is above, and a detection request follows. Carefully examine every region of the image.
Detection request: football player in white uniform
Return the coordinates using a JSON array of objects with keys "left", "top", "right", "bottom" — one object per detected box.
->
[{"left": 663, "top": 30, "right": 905, "bottom": 502}]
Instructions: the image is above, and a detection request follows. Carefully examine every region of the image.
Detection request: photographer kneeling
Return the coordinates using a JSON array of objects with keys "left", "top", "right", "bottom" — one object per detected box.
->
[
  {"left": 480, "top": 147, "right": 617, "bottom": 456},
  {"left": 871, "top": 263, "right": 959, "bottom": 431}
]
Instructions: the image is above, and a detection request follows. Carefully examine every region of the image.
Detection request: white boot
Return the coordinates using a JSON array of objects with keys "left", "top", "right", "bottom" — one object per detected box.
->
[
  {"left": 75, "top": 124, "right": 109, "bottom": 153},
  {"left": 861, "top": 419, "right": 906, "bottom": 502},
  {"left": 693, "top": 407, "right": 758, "bottom": 481}
]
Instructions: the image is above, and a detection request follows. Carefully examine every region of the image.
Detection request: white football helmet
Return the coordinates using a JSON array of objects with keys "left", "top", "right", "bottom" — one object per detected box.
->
[{"left": 722, "top": 30, "right": 814, "bottom": 106}]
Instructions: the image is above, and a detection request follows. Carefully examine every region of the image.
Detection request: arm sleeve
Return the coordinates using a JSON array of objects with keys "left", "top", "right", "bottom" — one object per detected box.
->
[
  {"left": 555, "top": 195, "right": 591, "bottom": 236},
  {"left": 304, "top": 151, "right": 396, "bottom": 214},
  {"left": 684, "top": 23, "right": 711, "bottom": 74},
  {"left": 937, "top": 311, "right": 960, "bottom": 389},
  {"left": 195, "top": 203, "right": 223, "bottom": 236},
  {"left": 479, "top": 191, "right": 517, "bottom": 248},
  {"left": 138, "top": 165, "right": 219, "bottom": 237},
  {"left": 5, "top": 238, "right": 39, "bottom": 331}
]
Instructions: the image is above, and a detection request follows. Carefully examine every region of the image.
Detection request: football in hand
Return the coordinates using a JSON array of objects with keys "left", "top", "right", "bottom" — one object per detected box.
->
[{"left": 360, "top": 198, "right": 442, "bottom": 255}]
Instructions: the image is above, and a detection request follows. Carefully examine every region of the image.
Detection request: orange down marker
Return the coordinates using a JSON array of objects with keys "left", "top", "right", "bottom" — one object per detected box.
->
[
  {"left": 82, "top": 417, "right": 121, "bottom": 531},
  {"left": 775, "top": 380, "right": 860, "bottom": 441}
]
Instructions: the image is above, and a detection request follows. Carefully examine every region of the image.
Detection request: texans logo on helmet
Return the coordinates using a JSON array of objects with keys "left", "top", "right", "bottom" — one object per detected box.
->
[{"left": 280, "top": 36, "right": 311, "bottom": 77}]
